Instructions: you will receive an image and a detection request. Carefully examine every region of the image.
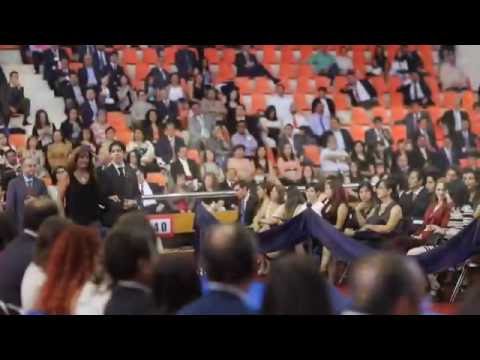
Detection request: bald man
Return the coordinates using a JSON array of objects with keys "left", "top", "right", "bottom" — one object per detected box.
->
[
  {"left": 344, "top": 253, "right": 426, "bottom": 315},
  {"left": 178, "top": 224, "right": 258, "bottom": 315}
]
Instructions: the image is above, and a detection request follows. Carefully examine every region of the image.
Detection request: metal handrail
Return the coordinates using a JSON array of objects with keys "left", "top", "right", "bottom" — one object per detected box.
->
[{"left": 140, "top": 183, "right": 360, "bottom": 201}]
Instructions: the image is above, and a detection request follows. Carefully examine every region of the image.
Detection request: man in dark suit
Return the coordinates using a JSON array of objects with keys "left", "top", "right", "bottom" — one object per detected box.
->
[
  {"left": 105, "top": 52, "right": 125, "bottom": 90},
  {"left": 435, "top": 137, "right": 460, "bottom": 174},
  {"left": 104, "top": 212, "right": 157, "bottom": 315},
  {"left": 78, "top": 45, "right": 97, "bottom": 63},
  {"left": 311, "top": 86, "right": 336, "bottom": 117},
  {"left": 175, "top": 45, "right": 198, "bottom": 81},
  {"left": 99, "top": 141, "right": 141, "bottom": 228},
  {"left": 415, "top": 117, "right": 438, "bottom": 150},
  {"left": 178, "top": 223, "right": 257, "bottom": 315},
  {"left": 136, "top": 169, "right": 170, "bottom": 215},
  {"left": 235, "top": 45, "right": 279, "bottom": 83},
  {"left": 92, "top": 45, "right": 109, "bottom": 76},
  {"left": 399, "top": 169, "right": 431, "bottom": 226},
  {"left": 7, "top": 71, "right": 31, "bottom": 125},
  {"left": 154, "top": 88, "right": 179, "bottom": 126},
  {"left": 440, "top": 98, "right": 470, "bottom": 138},
  {"left": 365, "top": 117, "right": 393, "bottom": 153},
  {"left": 397, "top": 72, "right": 433, "bottom": 107},
  {"left": 78, "top": 54, "right": 101, "bottom": 92},
  {"left": 170, "top": 146, "right": 200, "bottom": 184},
  {"left": 43, "top": 45, "right": 69, "bottom": 90},
  {"left": 0, "top": 197, "right": 58, "bottom": 306},
  {"left": 455, "top": 118, "right": 478, "bottom": 157},
  {"left": 6, "top": 157, "right": 49, "bottom": 230},
  {"left": 80, "top": 88, "right": 99, "bottom": 128},
  {"left": 341, "top": 71, "right": 378, "bottom": 109},
  {"left": 232, "top": 180, "right": 258, "bottom": 227},
  {"left": 154, "top": 121, "right": 186, "bottom": 165},
  {"left": 398, "top": 101, "right": 434, "bottom": 142},
  {"left": 409, "top": 135, "right": 436, "bottom": 170},
  {"left": 146, "top": 55, "right": 170, "bottom": 90},
  {"left": 279, "top": 124, "right": 305, "bottom": 159},
  {"left": 326, "top": 117, "right": 354, "bottom": 153},
  {"left": 0, "top": 149, "right": 21, "bottom": 192},
  {"left": 63, "top": 72, "right": 86, "bottom": 108}
]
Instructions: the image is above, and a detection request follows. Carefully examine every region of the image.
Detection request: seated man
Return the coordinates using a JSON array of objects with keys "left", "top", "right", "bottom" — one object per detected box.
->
[
  {"left": 308, "top": 46, "right": 339, "bottom": 83},
  {"left": 439, "top": 97, "right": 470, "bottom": 137},
  {"left": 7, "top": 71, "right": 31, "bottom": 126},
  {"left": 308, "top": 101, "right": 331, "bottom": 145},
  {"left": 92, "top": 45, "right": 110, "bottom": 77},
  {"left": 341, "top": 71, "right": 378, "bottom": 109},
  {"left": 63, "top": 72, "right": 85, "bottom": 109},
  {"left": 399, "top": 169, "right": 431, "bottom": 224},
  {"left": 78, "top": 54, "right": 101, "bottom": 92},
  {"left": 311, "top": 86, "right": 336, "bottom": 118},
  {"left": 43, "top": 45, "right": 69, "bottom": 90},
  {"left": 398, "top": 101, "right": 434, "bottom": 142},
  {"left": 397, "top": 71, "right": 433, "bottom": 107},
  {"left": 435, "top": 137, "right": 460, "bottom": 174},
  {"left": 170, "top": 146, "right": 200, "bottom": 186},
  {"left": 105, "top": 52, "right": 126, "bottom": 90},
  {"left": 154, "top": 121, "right": 186, "bottom": 165},
  {"left": 136, "top": 169, "right": 168, "bottom": 215},
  {"left": 80, "top": 88, "right": 99, "bottom": 128},
  {"left": 266, "top": 83, "right": 294, "bottom": 128},
  {"left": 175, "top": 45, "right": 198, "bottom": 81},
  {"left": 0, "top": 149, "right": 21, "bottom": 191},
  {"left": 153, "top": 88, "right": 179, "bottom": 127},
  {"left": 188, "top": 101, "right": 214, "bottom": 149},
  {"left": 147, "top": 54, "right": 171, "bottom": 91},
  {"left": 410, "top": 135, "right": 436, "bottom": 170},
  {"left": 231, "top": 120, "right": 258, "bottom": 158},
  {"left": 234, "top": 45, "right": 279, "bottom": 83},
  {"left": 129, "top": 90, "right": 155, "bottom": 129},
  {"left": 414, "top": 117, "right": 437, "bottom": 151},
  {"left": 365, "top": 117, "right": 393, "bottom": 153},
  {"left": 439, "top": 52, "right": 469, "bottom": 92},
  {"left": 320, "top": 133, "right": 350, "bottom": 175},
  {"left": 455, "top": 118, "right": 478, "bottom": 157}
]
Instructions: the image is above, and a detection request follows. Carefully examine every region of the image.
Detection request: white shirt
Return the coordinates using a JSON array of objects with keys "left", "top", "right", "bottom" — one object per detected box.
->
[
  {"left": 333, "top": 130, "right": 346, "bottom": 151},
  {"left": 86, "top": 67, "right": 98, "bottom": 86},
  {"left": 320, "top": 148, "right": 350, "bottom": 173},
  {"left": 336, "top": 55, "right": 353, "bottom": 74},
  {"left": 409, "top": 81, "right": 425, "bottom": 101},
  {"left": 374, "top": 128, "right": 389, "bottom": 147},
  {"left": 21, "top": 262, "right": 46, "bottom": 310},
  {"left": 74, "top": 281, "right": 111, "bottom": 315},
  {"left": 267, "top": 95, "right": 294, "bottom": 128},
  {"left": 179, "top": 158, "right": 192, "bottom": 177},
  {"left": 73, "top": 85, "right": 85, "bottom": 105},
  {"left": 168, "top": 86, "right": 185, "bottom": 102},
  {"left": 90, "top": 100, "right": 98, "bottom": 118},
  {"left": 139, "top": 180, "right": 157, "bottom": 207},
  {"left": 444, "top": 147, "right": 453, "bottom": 164},
  {"left": 353, "top": 81, "right": 371, "bottom": 102},
  {"left": 453, "top": 110, "right": 463, "bottom": 132},
  {"left": 320, "top": 98, "right": 331, "bottom": 118},
  {"left": 113, "top": 163, "right": 127, "bottom": 176}
]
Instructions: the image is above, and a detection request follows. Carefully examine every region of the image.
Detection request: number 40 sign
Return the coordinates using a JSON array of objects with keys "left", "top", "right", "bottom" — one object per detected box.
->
[{"left": 148, "top": 215, "right": 174, "bottom": 238}]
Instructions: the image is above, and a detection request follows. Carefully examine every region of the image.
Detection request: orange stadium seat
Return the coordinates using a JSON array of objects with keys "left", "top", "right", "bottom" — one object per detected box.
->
[
  {"left": 334, "top": 76, "right": 348, "bottom": 92},
  {"left": 352, "top": 48, "right": 365, "bottom": 74},
  {"left": 303, "top": 145, "right": 321, "bottom": 166},
  {"left": 262, "top": 45, "right": 277, "bottom": 64},
  {"left": 135, "top": 63, "right": 150, "bottom": 82},
  {"left": 391, "top": 106, "right": 408, "bottom": 122},
  {"left": 116, "top": 129, "right": 133, "bottom": 145},
  {"left": 147, "top": 172, "right": 167, "bottom": 186},
  {"left": 315, "top": 76, "right": 330, "bottom": 90},
  {"left": 299, "top": 46, "right": 313, "bottom": 62},
  {"left": 299, "top": 64, "right": 314, "bottom": 78},
  {"left": 251, "top": 93, "right": 267, "bottom": 114},
  {"left": 386, "top": 45, "right": 400, "bottom": 64},
  {"left": 351, "top": 107, "right": 370, "bottom": 125},
  {"left": 279, "top": 64, "right": 298, "bottom": 79},
  {"left": 107, "top": 112, "right": 128, "bottom": 131},
  {"left": 62, "top": 47, "right": 73, "bottom": 60},
  {"left": 425, "top": 76, "right": 440, "bottom": 96},
  {"left": 164, "top": 47, "right": 176, "bottom": 65},
  {"left": 255, "top": 78, "right": 274, "bottom": 94},
  {"left": 187, "top": 149, "right": 201, "bottom": 164},
  {"left": 222, "top": 48, "right": 236, "bottom": 64},
  {"left": 281, "top": 47, "right": 295, "bottom": 64},
  {"left": 266, "top": 147, "right": 276, "bottom": 166},
  {"left": 370, "top": 76, "right": 387, "bottom": 95},
  {"left": 427, "top": 106, "right": 446, "bottom": 124},
  {"left": 372, "top": 106, "right": 389, "bottom": 123},
  {"left": 392, "top": 125, "right": 407, "bottom": 143},
  {"left": 294, "top": 93, "right": 309, "bottom": 111},
  {"left": 217, "top": 63, "right": 235, "bottom": 82},
  {"left": 334, "top": 93, "right": 350, "bottom": 110},
  {"left": 388, "top": 76, "right": 402, "bottom": 94},
  {"left": 463, "top": 91, "right": 476, "bottom": 111},
  {"left": 9, "top": 134, "right": 26, "bottom": 149},
  {"left": 142, "top": 48, "right": 158, "bottom": 64},
  {"left": 236, "top": 77, "right": 254, "bottom": 95},
  {"left": 69, "top": 62, "right": 83, "bottom": 73},
  {"left": 390, "top": 92, "right": 404, "bottom": 108},
  {"left": 350, "top": 126, "right": 366, "bottom": 142},
  {"left": 122, "top": 47, "right": 139, "bottom": 65},
  {"left": 434, "top": 123, "right": 445, "bottom": 142},
  {"left": 205, "top": 48, "right": 220, "bottom": 64},
  {"left": 296, "top": 78, "right": 315, "bottom": 94},
  {"left": 442, "top": 91, "right": 460, "bottom": 109}
]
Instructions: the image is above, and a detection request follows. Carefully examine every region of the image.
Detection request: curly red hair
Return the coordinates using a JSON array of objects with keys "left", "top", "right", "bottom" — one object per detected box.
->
[{"left": 35, "top": 225, "right": 101, "bottom": 315}]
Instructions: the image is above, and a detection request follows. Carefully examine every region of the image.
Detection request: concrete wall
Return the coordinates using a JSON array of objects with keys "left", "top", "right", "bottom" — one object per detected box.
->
[{"left": 457, "top": 45, "right": 480, "bottom": 90}]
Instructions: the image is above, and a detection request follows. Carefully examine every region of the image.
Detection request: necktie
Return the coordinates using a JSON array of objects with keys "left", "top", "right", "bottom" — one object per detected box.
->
[
  {"left": 413, "top": 82, "right": 418, "bottom": 100},
  {"left": 118, "top": 167, "right": 125, "bottom": 177},
  {"left": 319, "top": 116, "right": 325, "bottom": 132},
  {"left": 26, "top": 178, "right": 33, "bottom": 188},
  {"left": 353, "top": 83, "right": 360, "bottom": 102},
  {"left": 465, "top": 132, "right": 470, "bottom": 148}
]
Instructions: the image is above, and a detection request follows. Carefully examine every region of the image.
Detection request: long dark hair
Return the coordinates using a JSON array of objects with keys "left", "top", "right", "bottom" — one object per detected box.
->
[
  {"left": 325, "top": 176, "right": 348, "bottom": 215},
  {"left": 281, "top": 143, "right": 295, "bottom": 162},
  {"left": 34, "top": 109, "right": 51, "bottom": 130},
  {"left": 265, "top": 105, "right": 278, "bottom": 121},
  {"left": 285, "top": 186, "right": 305, "bottom": 220},
  {"left": 66, "top": 146, "right": 96, "bottom": 182}
]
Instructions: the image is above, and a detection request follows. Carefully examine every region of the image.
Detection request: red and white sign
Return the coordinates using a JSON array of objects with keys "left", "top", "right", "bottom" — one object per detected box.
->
[{"left": 148, "top": 215, "right": 174, "bottom": 238}]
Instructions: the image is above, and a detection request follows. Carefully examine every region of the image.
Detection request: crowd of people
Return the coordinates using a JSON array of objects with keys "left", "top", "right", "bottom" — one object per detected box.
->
[{"left": 0, "top": 44, "right": 479, "bottom": 315}]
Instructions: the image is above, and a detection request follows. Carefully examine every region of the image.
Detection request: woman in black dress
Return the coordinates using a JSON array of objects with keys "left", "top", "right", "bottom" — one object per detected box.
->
[
  {"left": 350, "top": 141, "right": 374, "bottom": 178},
  {"left": 58, "top": 145, "right": 101, "bottom": 226}
]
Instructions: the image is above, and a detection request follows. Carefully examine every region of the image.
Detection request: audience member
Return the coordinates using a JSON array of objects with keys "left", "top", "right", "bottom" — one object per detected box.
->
[
  {"left": 126, "top": 128, "right": 156, "bottom": 170},
  {"left": 320, "top": 133, "right": 350, "bottom": 175},
  {"left": 178, "top": 224, "right": 258, "bottom": 315},
  {"left": 346, "top": 253, "right": 426, "bottom": 315},
  {"left": 168, "top": 73, "right": 186, "bottom": 102},
  {"left": 200, "top": 149, "right": 225, "bottom": 183},
  {"left": 170, "top": 146, "right": 201, "bottom": 186},
  {"left": 190, "top": 73, "right": 206, "bottom": 101},
  {"left": 104, "top": 212, "right": 158, "bottom": 315},
  {"left": 233, "top": 180, "right": 258, "bottom": 227},
  {"left": 137, "top": 169, "right": 166, "bottom": 214},
  {"left": 206, "top": 125, "right": 231, "bottom": 168},
  {"left": 63, "top": 72, "right": 85, "bottom": 109},
  {"left": 188, "top": 101, "right": 214, "bottom": 149},
  {"left": 399, "top": 169, "right": 431, "bottom": 223},
  {"left": 200, "top": 87, "right": 227, "bottom": 124},
  {"left": 410, "top": 135, "right": 436, "bottom": 170},
  {"left": 277, "top": 143, "right": 302, "bottom": 184},
  {"left": 401, "top": 101, "right": 434, "bottom": 142},
  {"left": 439, "top": 52, "right": 469, "bottom": 92},
  {"left": 308, "top": 46, "right": 338, "bottom": 82},
  {"left": 99, "top": 141, "right": 140, "bottom": 227},
  {"left": 60, "top": 107, "right": 83, "bottom": 146},
  {"left": 311, "top": 86, "right": 336, "bottom": 117},
  {"left": 154, "top": 121, "right": 186, "bottom": 165},
  {"left": 253, "top": 146, "right": 270, "bottom": 179},
  {"left": 130, "top": 90, "right": 155, "bottom": 129},
  {"left": 105, "top": 52, "right": 125, "bottom": 90},
  {"left": 22, "top": 136, "right": 46, "bottom": 178},
  {"left": 0, "top": 212, "right": 17, "bottom": 252},
  {"left": 327, "top": 117, "right": 354, "bottom": 153},
  {"left": 78, "top": 54, "right": 100, "bottom": 92},
  {"left": 43, "top": 45, "right": 69, "bottom": 91},
  {"left": 32, "top": 110, "right": 55, "bottom": 149},
  {"left": 335, "top": 46, "right": 354, "bottom": 75},
  {"left": 92, "top": 45, "right": 109, "bottom": 76},
  {"left": 175, "top": 45, "right": 198, "bottom": 81},
  {"left": 90, "top": 109, "right": 109, "bottom": 146},
  {"left": 231, "top": 120, "right": 258, "bottom": 158},
  {"left": 142, "top": 109, "right": 161, "bottom": 144},
  {"left": 267, "top": 83, "right": 294, "bottom": 128},
  {"left": 0, "top": 197, "right": 58, "bottom": 306},
  {"left": 349, "top": 181, "right": 377, "bottom": 231},
  {"left": 366, "top": 45, "right": 388, "bottom": 76},
  {"left": 456, "top": 118, "right": 478, "bottom": 157},
  {"left": 259, "top": 105, "right": 281, "bottom": 148},
  {"left": 235, "top": 45, "right": 279, "bottom": 83},
  {"left": 7, "top": 71, "right": 31, "bottom": 126},
  {"left": 116, "top": 75, "right": 135, "bottom": 113},
  {"left": 440, "top": 97, "right": 470, "bottom": 138},
  {"left": 227, "top": 145, "right": 255, "bottom": 182},
  {"left": 154, "top": 87, "right": 179, "bottom": 127},
  {"left": 351, "top": 141, "right": 374, "bottom": 178},
  {"left": 147, "top": 54, "right": 171, "bottom": 91},
  {"left": 365, "top": 117, "right": 393, "bottom": 153},
  {"left": 397, "top": 72, "right": 433, "bottom": 107},
  {"left": 341, "top": 71, "right": 378, "bottom": 109},
  {"left": 81, "top": 88, "right": 100, "bottom": 128},
  {"left": 463, "top": 169, "right": 480, "bottom": 211}
]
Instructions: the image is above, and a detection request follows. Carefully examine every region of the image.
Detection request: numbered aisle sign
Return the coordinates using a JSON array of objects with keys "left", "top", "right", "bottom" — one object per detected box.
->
[{"left": 148, "top": 215, "right": 174, "bottom": 238}]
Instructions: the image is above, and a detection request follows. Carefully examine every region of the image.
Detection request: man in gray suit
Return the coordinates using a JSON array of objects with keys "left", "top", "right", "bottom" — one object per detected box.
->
[
  {"left": 188, "top": 101, "right": 214, "bottom": 149},
  {"left": 6, "top": 157, "right": 48, "bottom": 229}
]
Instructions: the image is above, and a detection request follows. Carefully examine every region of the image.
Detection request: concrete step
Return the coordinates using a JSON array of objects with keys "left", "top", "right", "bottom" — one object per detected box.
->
[{"left": 0, "top": 50, "right": 22, "bottom": 65}]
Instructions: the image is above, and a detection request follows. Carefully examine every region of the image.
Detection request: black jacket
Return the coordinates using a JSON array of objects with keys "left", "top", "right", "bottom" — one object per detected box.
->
[
  {"left": 399, "top": 187, "right": 431, "bottom": 220},
  {"left": 311, "top": 96, "right": 336, "bottom": 116},
  {"left": 105, "top": 63, "right": 126, "bottom": 89},
  {"left": 146, "top": 67, "right": 170, "bottom": 90},
  {"left": 455, "top": 130, "right": 478, "bottom": 155},
  {"left": 397, "top": 79, "right": 433, "bottom": 106},
  {"left": 341, "top": 80, "right": 377, "bottom": 106},
  {"left": 175, "top": 49, "right": 198, "bottom": 79},
  {"left": 365, "top": 128, "right": 393, "bottom": 151},
  {"left": 154, "top": 135, "right": 185, "bottom": 164},
  {"left": 409, "top": 147, "right": 436, "bottom": 170},
  {"left": 99, "top": 164, "right": 140, "bottom": 227},
  {"left": 435, "top": 146, "right": 461, "bottom": 173},
  {"left": 234, "top": 52, "right": 260, "bottom": 76},
  {"left": 104, "top": 285, "right": 155, "bottom": 315},
  {"left": 170, "top": 158, "right": 200, "bottom": 183},
  {"left": 154, "top": 99, "right": 179, "bottom": 125},
  {"left": 440, "top": 110, "right": 470, "bottom": 138},
  {"left": 238, "top": 193, "right": 259, "bottom": 227},
  {"left": 43, "top": 48, "right": 69, "bottom": 82}
]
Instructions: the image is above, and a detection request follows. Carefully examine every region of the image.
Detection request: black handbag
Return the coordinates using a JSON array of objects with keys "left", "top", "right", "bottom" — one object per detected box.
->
[{"left": 424, "top": 232, "right": 444, "bottom": 246}]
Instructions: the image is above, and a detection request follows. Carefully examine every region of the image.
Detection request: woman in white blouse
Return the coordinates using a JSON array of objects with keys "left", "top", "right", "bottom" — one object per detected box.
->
[
  {"left": 126, "top": 128, "right": 156, "bottom": 169},
  {"left": 320, "top": 133, "right": 350, "bottom": 176},
  {"left": 168, "top": 73, "right": 186, "bottom": 102}
]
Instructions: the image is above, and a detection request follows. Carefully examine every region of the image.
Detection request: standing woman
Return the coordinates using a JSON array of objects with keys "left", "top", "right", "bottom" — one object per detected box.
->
[
  {"left": 58, "top": 146, "right": 101, "bottom": 226},
  {"left": 32, "top": 109, "right": 55, "bottom": 149},
  {"left": 142, "top": 109, "right": 161, "bottom": 144},
  {"left": 116, "top": 75, "right": 135, "bottom": 113},
  {"left": 320, "top": 176, "right": 350, "bottom": 282}
]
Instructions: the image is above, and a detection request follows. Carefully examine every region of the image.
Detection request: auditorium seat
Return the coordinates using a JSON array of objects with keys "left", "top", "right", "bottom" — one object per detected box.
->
[
  {"left": 297, "top": 78, "right": 316, "bottom": 94},
  {"left": 392, "top": 125, "right": 407, "bottom": 143},
  {"left": 299, "top": 46, "right": 313, "bottom": 63},
  {"left": 116, "top": 129, "right": 133, "bottom": 145},
  {"left": 251, "top": 93, "right": 267, "bottom": 114},
  {"left": 255, "top": 78, "right": 274, "bottom": 94},
  {"left": 462, "top": 91, "right": 476, "bottom": 111},
  {"left": 294, "top": 93, "right": 309, "bottom": 111},
  {"left": 334, "top": 93, "right": 350, "bottom": 111},
  {"left": 279, "top": 64, "right": 299, "bottom": 79},
  {"left": 427, "top": 106, "right": 446, "bottom": 124},
  {"left": 147, "top": 172, "right": 167, "bottom": 186},
  {"left": 391, "top": 106, "right": 408, "bottom": 122},
  {"left": 107, "top": 112, "right": 128, "bottom": 131},
  {"left": 351, "top": 107, "right": 370, "bottom": 126},
  {"left": 281, "top": 47, "right": 295, "bottom": 64},
  {"left": 142, "top": 48, "right": 158, "bottom": 64},
  {"left": 315, "top": 76, "right": 330, "bottom": 90},
  {"left": 121, "top": 47, "right": 139, "bottom": 65},
  {"left": 187, "top": 149, "right": 201, "bottom": 164},
  {"left": 334, "top": 76, "right": 348, "bottom": 93},
  {"left": 164, "top": 47, "right": 176, "bottom": 65},
  {"left": 69, "top": 62, "right": 83, "bottom": 73},
  {"left": 350, "top": 126, "right": 367, "bottom": 142},
  {"left": 9, "top": 134, "right": 26, "bottom": 150},
  {"left": 303, "top": 145, "right": 321, "bottom": 166},
  {"left": 261, "top": 45, "right": 278, "bottom": 65},
  {"left": 370, "top": 76, "right": 387, "bottom": 95},
  {"left": 442, "top": 91, "right": 460, "bottom": 109},
  {"left": 236, "top": 77, "right": 254, "bottom": 95},
  {"left": 222, "top": 48, "right": 236, "bottom": 64},
  {"left": 372, "top": 106, "right": 389, "bottom": 124}
]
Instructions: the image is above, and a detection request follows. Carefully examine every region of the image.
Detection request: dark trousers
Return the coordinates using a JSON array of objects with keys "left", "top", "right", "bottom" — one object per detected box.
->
[
  {"left": 32, "top": 51, "right": 44, "bottom": 74},
  {"left": 9, "top": 97, "right": 31, "bottom": 123},
  {"left": 357, "top": 99, "right": 379, "bottom": 110},
  {"left": 239, "top": 64, "right": 278, "bottom": 83}
]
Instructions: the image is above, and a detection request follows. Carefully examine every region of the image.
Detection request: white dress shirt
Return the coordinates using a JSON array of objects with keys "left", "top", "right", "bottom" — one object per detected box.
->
[
  {"left": 353, "top": 81, "right": 371, "bottom": 102},
  {"left": 333, "top": 130, "right": 346, "bottom": 151},
  {"left": 179, "top": 158, "right": 192, "bottom": 177},
  {"left": 21, "top": 262, "right": 46, "bottom": 310},
  {"left": 320, "top": 148, "right": 349, "bottom": 173},
  {"left": 409, "top": 81, "right": 425, "bottom": 101},
  {"left": 86, "top": 67, "right": 98, "bottom": 86},
  {"left": 139, "top": 180, "right": 157, "bottom": 207},
  {"left": 453, "top": 110, "right": 463, "bottom": 132},
  {"left": 267, "top": 95, "right": 294, "bottom": 128}
]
